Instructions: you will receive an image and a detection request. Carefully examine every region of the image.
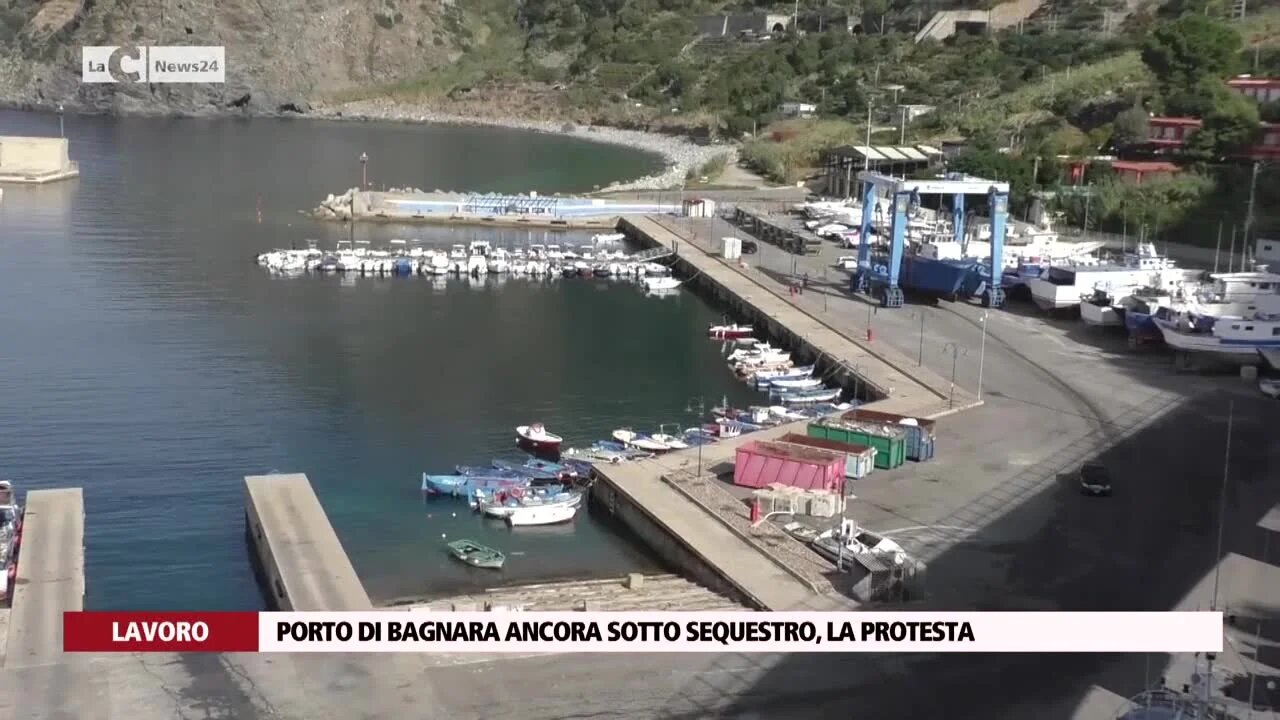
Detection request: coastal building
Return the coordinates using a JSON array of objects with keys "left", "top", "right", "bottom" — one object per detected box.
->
[
  {"left": 1227, "top": 75, "right": 1280, "bottom": 103},
  {"left": 1144, "top": 117, "right": 1280, "bottom": 161},
  {"left": 0, "top": 135, "right": 80, "bottom": 183},
  {"left": 1110, "top": 160, "right": 1180, "bottom": 184},
  {"left": 778, "top": 102, "right": 817, "bottom": 119},
  {"left": 695, "top": 13, "right": 792, "bottom": 38},
  {"left": 820, "top": 145, "right": 943, "bottom": 197}
]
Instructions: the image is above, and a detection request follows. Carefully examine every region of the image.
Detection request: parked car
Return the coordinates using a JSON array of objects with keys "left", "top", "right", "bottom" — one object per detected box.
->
[
  {"left": 1260, "top": 377, "right": 1280, "bottom": 399},
  {"left": 740, "top": 239, "right": 758, "bottom": 255},
  {"left": 1078, "top": 462, "right": 1113, "bottom": 496}
]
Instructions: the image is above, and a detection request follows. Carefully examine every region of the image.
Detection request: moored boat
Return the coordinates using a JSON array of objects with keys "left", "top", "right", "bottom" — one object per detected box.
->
[
  {"left": 447, "top": 539, "right": 505, "bottom": 569},
  {"left": 777, "top": 387, "right": 841, "bottom": 404},
  {"left": 422, "top": 472, "right": 529, "bottom": 497},
  {"left": 649, "top": 424, "right": 690, "bottom": 450},
  {"left": 505, "top": 502, "right": 578, "bottom": 527},
  {"left": 516, "top": 423, "right": 563, "bottom": 452},
  {"left": 769, "top": 376, "right": 824, "bottom": 391},
  {"left": 644, "top": 276, "right": 682, "bottom": 291},
  {"left": 708, "top": 323, "right": 754, "bottom": 339},
  {"left": 611, "top": 428, "right": 671, "bottom": 452}
]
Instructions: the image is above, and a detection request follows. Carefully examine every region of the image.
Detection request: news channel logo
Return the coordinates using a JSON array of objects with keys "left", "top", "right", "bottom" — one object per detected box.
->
[{"left": 82, "top": 46, "right": 225, "bottom": 84}]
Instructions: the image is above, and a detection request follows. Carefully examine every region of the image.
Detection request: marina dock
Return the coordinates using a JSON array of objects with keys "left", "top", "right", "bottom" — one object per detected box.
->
[
  {"left": 0, "top": 136, "right": 80, "bottom": 184},
  {"left": 0, "top": 488, "right": 96, "bottom": 719},
  {"left": 245, "top": 473, "right": 371, "bottom": 611},
  {"left": 312, "top": 188, "right": 678, "bottom": 230},
  {"left": 621, "top": 215, "right": 976, "bottom": 417}
]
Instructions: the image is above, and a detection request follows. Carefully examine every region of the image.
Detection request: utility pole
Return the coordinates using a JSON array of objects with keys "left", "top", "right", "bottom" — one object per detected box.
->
[
  {"left": 942, "top": 343, "right": 968, "bottom": 409},
  {"left": 863, "top": 104, "right": 872, "bottom": 170},
  {"left": 899, "top": 106, "right": 907, "bottom": 145},
  {"left": 977, "top": 311, "right": 989, "bottom": 401},
  {"left": 911, "top": 309, "right": 927, "bottom": 366}
]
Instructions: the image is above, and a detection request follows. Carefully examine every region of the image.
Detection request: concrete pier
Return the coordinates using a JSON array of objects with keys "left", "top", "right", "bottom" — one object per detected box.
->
[
  {"left": 244, "top": 473, "right": 371, "bottom": 611},
  {"left": 3, "top": 488, "right": 84, "bottom": 668},
  {"left": 0, "top": 136, "right": 80, "bottom": 184},
  {"left": 621, "top": 215, "right": 976, "bottom": 417}
]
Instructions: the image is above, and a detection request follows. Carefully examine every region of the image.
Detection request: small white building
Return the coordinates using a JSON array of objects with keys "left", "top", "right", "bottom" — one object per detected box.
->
[{"left": 778, "top": 102, "right": 817, "bottom": 118}]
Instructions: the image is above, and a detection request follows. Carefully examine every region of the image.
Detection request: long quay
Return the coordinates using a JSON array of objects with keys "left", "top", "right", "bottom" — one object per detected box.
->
[
  {"left": 621, "top": 215, "right": 975, "bottom": 417},
  {"left": 245, "top": 473, "right": 372, "bottom": 611},
  {"left": 0, "top": 488, "right": 94, "bottom": 719}
]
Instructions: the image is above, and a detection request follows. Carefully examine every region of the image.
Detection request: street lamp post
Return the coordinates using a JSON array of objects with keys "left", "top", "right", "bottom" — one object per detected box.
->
[
  {"left": 359, "top": 152, "right": 368, "bottom": 189},
  {"left": 57, "top": 104, "right": 64, "bottom": 138},
  {"left": 977, "top": 311, "right": 989, "bottom": 400},
  {"left": 942, "top": 342, "right": 968, "bottom": 409},
  {"left": 686, "top": 397, "right": 707, "bottom": 478}
]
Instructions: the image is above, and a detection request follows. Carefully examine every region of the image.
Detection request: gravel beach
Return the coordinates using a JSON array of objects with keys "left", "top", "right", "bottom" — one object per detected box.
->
[{"left": 317, "top": 99, "right": 737, "bottom": 193}]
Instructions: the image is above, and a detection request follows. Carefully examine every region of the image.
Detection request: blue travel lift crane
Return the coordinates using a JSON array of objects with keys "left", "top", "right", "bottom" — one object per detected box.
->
[{"left": 852, "top": 171, "right": 1011, "bottom": 309}]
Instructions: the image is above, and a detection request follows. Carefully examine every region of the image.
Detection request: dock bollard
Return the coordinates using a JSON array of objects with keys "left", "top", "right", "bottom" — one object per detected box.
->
[
  {"left": 866, "top": 328, "right": 874, "bottom": 342},
  {"left": 750, "top": 498, "right": 761, "bottom": 523}
]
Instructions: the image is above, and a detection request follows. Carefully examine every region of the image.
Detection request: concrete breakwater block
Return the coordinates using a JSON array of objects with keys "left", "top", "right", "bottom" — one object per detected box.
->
[{"left": 625, "top": 573, "right": 645, "bottom": 590}]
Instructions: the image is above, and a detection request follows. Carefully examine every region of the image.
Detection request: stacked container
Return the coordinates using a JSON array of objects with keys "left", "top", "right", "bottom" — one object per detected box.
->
[
  {"left": 807, "top": 418, "right": 907, "bottom": 469},
  {"left": 777, "top": 433, "right": 877, "bottom": 481},
  {"left": 839, "top": 409, "right": 937, "bottom": 462}
]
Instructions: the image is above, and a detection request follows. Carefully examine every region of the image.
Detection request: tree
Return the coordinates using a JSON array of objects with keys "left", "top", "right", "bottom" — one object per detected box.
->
[
  {"left": 1111, "top": 106, "right": 1151, "bottom": 148},
  {"left": 1184, "top": 91, "right": 1261, "bottom": 159},
  {"left": 1162, "top": 76, "right": 1235, "bottom": 117},
  {"left": 1141, "top": 15, "right": 1241, "bottom": 96}
]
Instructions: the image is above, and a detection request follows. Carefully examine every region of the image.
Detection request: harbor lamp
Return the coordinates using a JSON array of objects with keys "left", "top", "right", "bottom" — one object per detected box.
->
[
  {"left": 686, "top": 396, "right": 708, "bottom": 479},
  {"left": 360, "top": 152, "right": 368, "bottom": 188},
  {"left": 941, "top": 342, "right": 968, "bottom": 410},
  {"left": 57, "top": 104, "right": 64, "bottom": 138}
]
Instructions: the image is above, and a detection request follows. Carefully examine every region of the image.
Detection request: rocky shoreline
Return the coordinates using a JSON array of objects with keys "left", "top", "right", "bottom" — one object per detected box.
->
[{"left": 313, "top": 99, "right": 736, "bottom": 193}]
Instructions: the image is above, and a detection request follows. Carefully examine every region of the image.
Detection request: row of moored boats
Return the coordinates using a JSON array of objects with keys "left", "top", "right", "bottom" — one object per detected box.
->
[
  {"left": 256, "top": 238, "right": 681, "bottom": 289},
  {"left": 1, "top": 481, "right": 21, "bottom": 604}
]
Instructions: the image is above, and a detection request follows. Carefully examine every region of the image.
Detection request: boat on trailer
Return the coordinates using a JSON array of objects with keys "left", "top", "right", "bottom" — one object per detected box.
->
[{"left": 447, "top": 539, "right": 505, "bottom": 569}]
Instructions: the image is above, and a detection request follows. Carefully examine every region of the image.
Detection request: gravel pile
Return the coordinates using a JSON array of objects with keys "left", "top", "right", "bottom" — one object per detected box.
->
[{"left": 317, "top": 98, "right": 736, "bottom": 192}]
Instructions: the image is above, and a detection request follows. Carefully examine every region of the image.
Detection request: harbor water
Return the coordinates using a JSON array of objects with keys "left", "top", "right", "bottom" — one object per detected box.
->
[{"left": 0, "top": 110, "right": 762, "bottom": 609}]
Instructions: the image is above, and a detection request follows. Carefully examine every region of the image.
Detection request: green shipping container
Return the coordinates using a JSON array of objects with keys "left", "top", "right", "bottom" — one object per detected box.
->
[{"left": 807, "top": 420, "right": 905, "bottom": 469}]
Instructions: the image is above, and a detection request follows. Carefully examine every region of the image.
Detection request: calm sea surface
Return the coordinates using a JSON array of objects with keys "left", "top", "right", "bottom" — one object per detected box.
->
[{"left": 0, "top": 110, "right": 765, "bottom": 609}]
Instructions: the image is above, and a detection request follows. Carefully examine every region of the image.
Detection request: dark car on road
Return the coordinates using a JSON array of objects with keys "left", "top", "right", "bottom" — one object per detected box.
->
[{"left": 1078, "top": 462, "right": 1113, "bottom": 496}]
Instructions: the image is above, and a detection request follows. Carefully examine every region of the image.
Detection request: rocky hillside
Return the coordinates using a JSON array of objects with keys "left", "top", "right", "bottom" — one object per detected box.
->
[{"left": 0, "top": 0, "right": 476, "bottom": 115}]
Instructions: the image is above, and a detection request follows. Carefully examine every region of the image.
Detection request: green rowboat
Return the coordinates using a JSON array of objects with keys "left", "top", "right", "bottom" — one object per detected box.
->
[{"left": 447, "top": 539, "right": 505, "bottom": 570}]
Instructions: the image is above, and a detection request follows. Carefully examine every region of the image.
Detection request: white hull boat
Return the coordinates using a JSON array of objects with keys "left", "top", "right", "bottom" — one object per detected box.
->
[
  {"left": 1155, "top": 310, "right": 1280, "bottom": 363},
  {"left": 505, "top": 503, "right": 578, "bottom": 527},
  {"left": 480, "top": 491, "right": 582, "bottom": 518},
  {"left": 648, "top": 433, "right": 689, "bottom": 450},
  {"left": 612, "top": 429, "right": 671, "bottom": 452},
  {"left": 769, "top": 376, "right": 824, "bottom": 391},
  {"left": 644, "top": 276, "right": 682, "bottom": 291}
]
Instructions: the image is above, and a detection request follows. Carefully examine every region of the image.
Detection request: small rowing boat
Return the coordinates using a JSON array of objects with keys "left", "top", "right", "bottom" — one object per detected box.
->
[
  {"left": 778, "top": 387, "right": 841, "bottom": 404},
  {"left": 447, "top": 539, "right": 505, "bottom": 569},
  {"left": 769, "top": 376, "right": 825, "bottom": 391},
  {"left": 421, "top": 472, "right": 529, "bottom": 497}
]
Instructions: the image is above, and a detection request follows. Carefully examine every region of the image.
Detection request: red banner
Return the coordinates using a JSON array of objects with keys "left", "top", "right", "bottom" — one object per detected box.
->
[{"left": 64, "top": 612, "right": 259, "bottom": 652}]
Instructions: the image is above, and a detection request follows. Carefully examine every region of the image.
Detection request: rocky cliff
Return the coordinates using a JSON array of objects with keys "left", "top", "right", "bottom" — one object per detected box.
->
[{"left": 0, "top": 0, "right": 470, "bottom": 115}]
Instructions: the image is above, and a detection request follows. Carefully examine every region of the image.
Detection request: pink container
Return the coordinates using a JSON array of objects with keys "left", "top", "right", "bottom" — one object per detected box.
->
[{"left": 733, "top": 440, "right": 844, "bottom": 494}]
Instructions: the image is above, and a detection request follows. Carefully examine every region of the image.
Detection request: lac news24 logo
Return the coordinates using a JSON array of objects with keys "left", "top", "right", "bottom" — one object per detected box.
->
[{"left": 82, "top": 46, "right": 225, "bottom": 84}]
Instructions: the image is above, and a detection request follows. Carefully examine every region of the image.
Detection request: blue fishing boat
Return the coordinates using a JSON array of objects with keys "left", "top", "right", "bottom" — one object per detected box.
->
[
  {"left": 491, "top": 459, "right": 559, "bottom": 482},
  {"left": 559, "top": 458, "right": 595, "bottom": 477},
  {"left": 777, "top": 387, "right": 842, "bottom": 404},
  {"left": 456, "top": 465, "right": 528, "bottom": 479},
  {"left": 421, "top": 472, "right": 530, "bottom": 497}
]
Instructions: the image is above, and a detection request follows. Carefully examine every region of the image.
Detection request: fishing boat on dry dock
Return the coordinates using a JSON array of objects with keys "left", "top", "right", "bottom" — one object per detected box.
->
[{"left": 1154, "top": 310, "right": 1280, "bottom": 364}]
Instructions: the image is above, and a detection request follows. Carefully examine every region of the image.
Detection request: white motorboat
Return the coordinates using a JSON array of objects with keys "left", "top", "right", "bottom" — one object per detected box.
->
[
  {"left": 479, "top": 490, "right": 582, "bottom": 519},
  {"left": 516, "top": 423, "right": 564, "bottom": 451},
  {"left": 644, "top": 276, "right": 682, "bottom": 291},
  {"left": 650, "top": 425, "right": 689, "bottom": 450},
  {"left": 1176, "top": 270, "right": 1280, "bottom": 318},
  {"left": 770, "top": 376, "right": 824, "bottom": 391},
  {"left": 466, "top": 241, "right": 492, "bottom": 276},
  {"left": 505, "top": 502, "right": 578, "bottom": 527},
  {"left": 592, "top": 232, "right": 626, "bottom": 244},
  {"left": 642, "top": 262, "right": 671, "bottom": 277},
  {"left": 1079, "top": 283, "right": 1139, "bottom": 327},
  {"left": 612, "top": 429, "right": 671, "bottom": 452},
  {"left": 708, "top": 323, "right": 754, "bottom": 339}
]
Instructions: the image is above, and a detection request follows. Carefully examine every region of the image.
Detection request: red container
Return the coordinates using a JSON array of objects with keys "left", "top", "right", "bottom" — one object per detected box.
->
[{"left": 734, "top": 440, "right": 844, "bottom": 493}]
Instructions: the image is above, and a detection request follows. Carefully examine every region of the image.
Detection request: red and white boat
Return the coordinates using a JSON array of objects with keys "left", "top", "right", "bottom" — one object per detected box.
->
[
  {"left": 708, "top": 323, "right": 754, "bottom": 340},
  {"left": 516, "top": 423, "right": 564, "bottom": 452}
]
